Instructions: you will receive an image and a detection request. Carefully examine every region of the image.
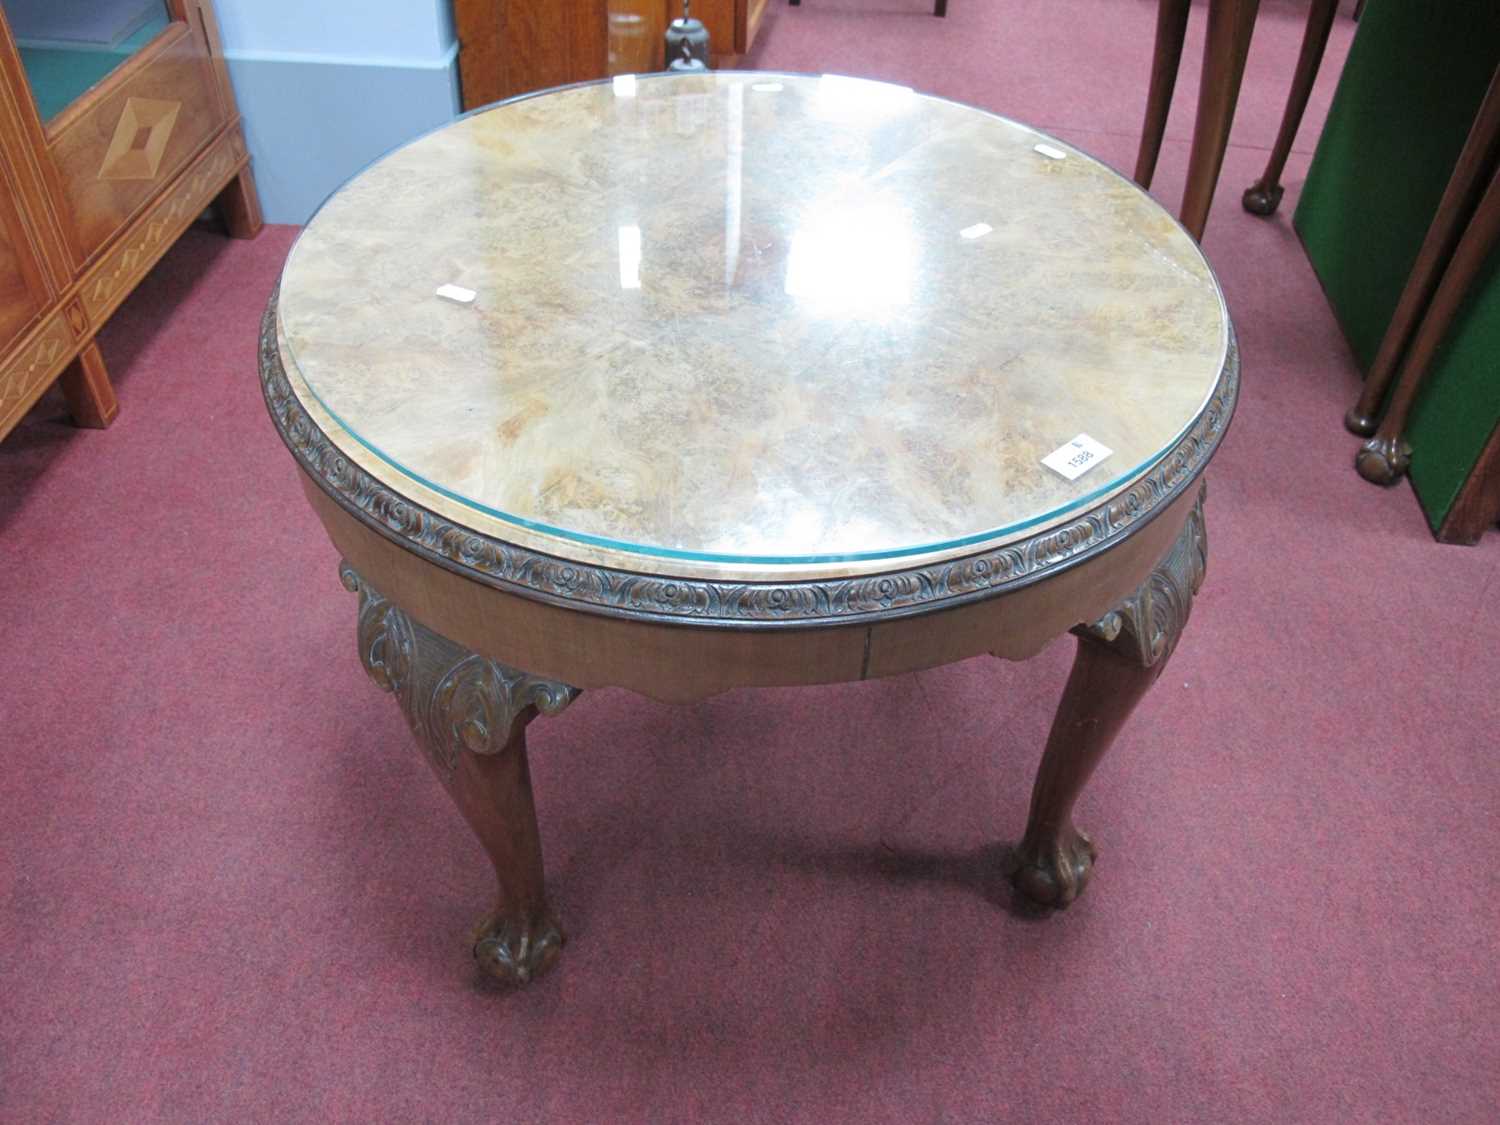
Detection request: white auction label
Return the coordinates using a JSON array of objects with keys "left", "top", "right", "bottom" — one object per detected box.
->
[
  {"left": 435, "top": 283, "right": 476, "bottom": 304},
  {"left": 1033, "top": 143, "right": 1067, "bottom": 160},
  {"left": 1042, "top": 433, "right": 1113, "bottom": 481}
]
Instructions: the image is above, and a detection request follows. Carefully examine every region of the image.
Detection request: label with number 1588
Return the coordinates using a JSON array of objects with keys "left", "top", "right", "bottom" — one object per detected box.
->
[{"left": 1041, "top": 433, "right": 1113, "bottom": 481}]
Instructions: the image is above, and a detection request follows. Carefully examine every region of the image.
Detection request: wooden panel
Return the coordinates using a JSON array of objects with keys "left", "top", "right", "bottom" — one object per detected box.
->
[
  {"left": 692, "top": 0, "right": 740, "bottom": 61},
  {"left": 47, "top": 22, "right": 229, "bottom": 262},
  {"left": 0, "top": 153, "right": 50, "bottom": 350},
  {"left": 608, "top": 0, "right": 659, "bottom": 74},
  {"left": 79, "top": 126, "right": 245, "bottom": 326},
  {"left": 456, "top": 1, "right": 758, "bottom": 105},
  {"left": 0, "top": 306, "right": 76, "bottom": 435},
  {"left": 456, "top": 0, "right": 609, "bottom": 110},
  {"left": 179, "top": 0, "right": 232, "bottom": 122},
  {"left": 0, "top": 14, "right": 74, "bottom": 292},
  {"left": 0, "top": 20, "right": 62, "bottom": 347}
]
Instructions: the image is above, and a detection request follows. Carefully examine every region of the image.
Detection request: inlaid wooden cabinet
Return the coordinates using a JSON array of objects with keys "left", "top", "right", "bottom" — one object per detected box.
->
[{"left": 0, "top": 0, "right": 260, "bottom": 441}]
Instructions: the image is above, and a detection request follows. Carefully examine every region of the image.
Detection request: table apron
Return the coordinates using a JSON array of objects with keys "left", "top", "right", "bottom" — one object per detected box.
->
[{"left": 300, "top": 469, "right": 1203, "bottom": 703}]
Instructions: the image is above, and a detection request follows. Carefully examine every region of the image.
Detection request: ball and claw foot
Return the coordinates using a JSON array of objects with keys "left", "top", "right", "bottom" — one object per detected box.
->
[
  {"left": 1344, "top": 405, "right": 1378, "bottom": 437},
  {"left": 471, "top": 910, "right": 564, "bottom": 986},
  {"left": 1008, "top": 826, "right": 1098, "bottom": 908},
  {"left": 1242, "top": 179, "right": 1285, "bottom": 216},
  {"left": 1355, "top": 434, "right": 1411, "bottom": 485}
]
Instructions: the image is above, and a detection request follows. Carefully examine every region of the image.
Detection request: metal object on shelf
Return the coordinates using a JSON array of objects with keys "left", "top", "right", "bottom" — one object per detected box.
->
[{"left": 665, "top": 0, "right": 710, "bottom": 71}]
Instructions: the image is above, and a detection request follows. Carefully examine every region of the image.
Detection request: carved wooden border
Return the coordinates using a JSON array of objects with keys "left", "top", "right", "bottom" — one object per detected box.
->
[{"left": 262, "top": 296, "right": 1238, "bottom": 628}]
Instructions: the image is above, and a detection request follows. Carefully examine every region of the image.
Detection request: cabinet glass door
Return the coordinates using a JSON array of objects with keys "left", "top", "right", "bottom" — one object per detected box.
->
[{"left": 2, "top": 0, "right": 172, "bottom": 123}]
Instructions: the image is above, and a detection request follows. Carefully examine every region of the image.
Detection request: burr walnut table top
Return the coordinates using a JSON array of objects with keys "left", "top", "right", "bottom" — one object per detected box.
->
[{"left": 273, "top": 72, "right": 1231, "bottom": 587}]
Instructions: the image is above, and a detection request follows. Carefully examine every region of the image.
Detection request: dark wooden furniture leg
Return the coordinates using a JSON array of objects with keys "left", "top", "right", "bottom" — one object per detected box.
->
[
  {"left": 1356, "top": 164, "right": 1500, "bottom": 485},
  {"left": 1011, "top": 490, "right": 1206, "bottom": 906},
  {"left": 1436, "top": 420, "right": 1500, "bottom": 543},
  {"left": 340, "top": 562, "right": 578, "bottom": 985},
  {"left": 1242, "top": 0, "right": 1339, "bottom": 216},
  {"left": 58, "top": 340, "right": 118, "bottom": 429},
  {"left": 216, "top": 166, "right": 264, "bottom": 240},
  {"left": 1346, "top": 68, "right": 1500, "bottom": 436},
  {"left": 1135, "top": 0, "right": 1192, "bottom": 190},
  {"left": 1179, "top": 0, "right": 1260, "bottom": 240}
]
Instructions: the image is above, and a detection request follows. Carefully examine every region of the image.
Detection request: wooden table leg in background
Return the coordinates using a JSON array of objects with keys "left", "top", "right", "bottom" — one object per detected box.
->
[
  {"left": 1346, "top": 69, "right": 1500, "bottom": 437},
  {"left": 1011, "top": 491, "right": 1206, "bottom": 907},
  {"left": 1135, "top": 0, "right": 1260, "bottom": 239},
  {"left": 339, "top": 563, "right": 579, "bottom": 986},
  {"left": 1242, "top": 0, "right": 1339, "bottom": 216},
  {"left": 1356, "top": 163, "right": 1500, "bottom": 485},
  {"left": 1134, "top": 0, "right": 1191, "bottom": 190},
  {"left": 1178, "top": 0, "right": 1261, "bottom": 241}
]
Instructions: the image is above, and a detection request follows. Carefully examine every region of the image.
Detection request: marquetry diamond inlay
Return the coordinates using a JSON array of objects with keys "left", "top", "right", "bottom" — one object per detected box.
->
[
  {"left": 1, "top": 326, "right": 66, "bottom": 412},
  {"left": 99, "top": 97, "right": 181, "bottom": 182}
]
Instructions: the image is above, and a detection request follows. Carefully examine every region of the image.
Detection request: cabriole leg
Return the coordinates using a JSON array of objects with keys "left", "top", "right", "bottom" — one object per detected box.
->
[
  {"left": 339, "top": 562, "right": 578, "bottom": 985},
  {"left": 1011, "top": 489, "right": 1207, "bottom": 906},
  {"left": 1134, "top": 0, "right": 1191, "bottom": 190},
  {"left": 1178, "top": 0, "right": 1261, "bottom": 240},
  {"left": 1242, "top": 0, "right": 1338, "bottom": 216}
]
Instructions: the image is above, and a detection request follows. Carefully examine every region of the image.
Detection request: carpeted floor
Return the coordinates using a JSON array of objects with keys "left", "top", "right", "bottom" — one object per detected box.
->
[{"left": 3, "top": 2, "right": 1498, "bottom": 1121}]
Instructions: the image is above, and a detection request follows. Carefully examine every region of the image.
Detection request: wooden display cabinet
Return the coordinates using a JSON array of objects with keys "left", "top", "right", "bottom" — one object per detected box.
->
[{"left": 0, "top": 0, "right": 260, "bottom": 441}]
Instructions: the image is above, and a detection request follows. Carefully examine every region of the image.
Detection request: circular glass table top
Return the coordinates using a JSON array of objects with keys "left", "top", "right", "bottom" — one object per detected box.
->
[{"left": 277, "top": 72, "right": 1230, "bottom": 575}]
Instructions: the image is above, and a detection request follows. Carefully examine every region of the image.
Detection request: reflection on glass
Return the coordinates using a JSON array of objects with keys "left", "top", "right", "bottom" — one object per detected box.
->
[
  {"left": 723, "top": 82, "right": 744, "bottom": 288},
  {"left": 785, "top": 191, "right": 916, "bottom": 317},
  {"left": 809, "top": 74, "right": 915, "bottom": 125},
  {"left": 617, "top": 224, "right": 642, "bottom": 289},
  {"left": 3, "top": 0, "right": 173, "bottom": 122}
]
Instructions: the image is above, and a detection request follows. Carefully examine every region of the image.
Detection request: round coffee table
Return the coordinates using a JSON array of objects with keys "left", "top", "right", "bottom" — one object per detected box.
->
[{"left": 261, "top": 72, "right": 1237, "bottom": 986}]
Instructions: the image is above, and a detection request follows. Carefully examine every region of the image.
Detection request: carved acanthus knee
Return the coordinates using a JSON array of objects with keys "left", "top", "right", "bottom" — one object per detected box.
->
[
  {"left": 339, "top": 562, "right": 578, "bottom": 770},
  {"left": 339, "top": 562, "right": 577, "bottom": 985},
  {"left": 1077, "top": 486, "right": 1207, "bottom": 669}
]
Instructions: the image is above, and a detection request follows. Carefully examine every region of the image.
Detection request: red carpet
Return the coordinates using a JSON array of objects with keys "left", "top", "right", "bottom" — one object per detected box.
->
[{"left": 3, "top": 2, "right": 1498, "bottom": 1121}]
